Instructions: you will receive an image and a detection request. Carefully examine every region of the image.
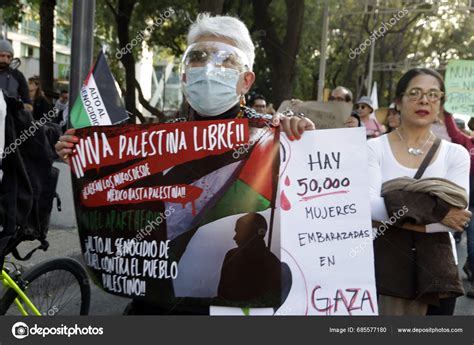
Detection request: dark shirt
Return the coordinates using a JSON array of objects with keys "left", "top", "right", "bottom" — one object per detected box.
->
[
  {"left": 218, "top": 239, "right": 281, "bottom": 304},
  {"left": 0, "top": 68, "right": 32, "bottom": 105},
  {"left": 192, "top": 103, "right": 241, "bottom": 121},
  {"left": 32, "top": 96, "right": 53, "bottom": 121}
]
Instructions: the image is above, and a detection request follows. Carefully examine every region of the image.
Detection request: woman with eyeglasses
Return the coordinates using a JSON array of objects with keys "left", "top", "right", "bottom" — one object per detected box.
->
[
  {"left": 368, "top": 68, "right": 471, "bottom": 315},
  {"left": 354, "top": 96, "right": 385, "bottom": 139}
]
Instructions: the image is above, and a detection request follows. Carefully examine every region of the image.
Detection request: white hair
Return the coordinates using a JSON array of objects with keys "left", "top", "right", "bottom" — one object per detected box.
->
[{"left": 187, "top": 13, "right": 255, "bottom": 70}]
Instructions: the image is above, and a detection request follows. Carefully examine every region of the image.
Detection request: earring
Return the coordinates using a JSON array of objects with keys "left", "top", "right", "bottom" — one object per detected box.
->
[{"left": 239, "top": 94, "right": 246, "bottom": 108}]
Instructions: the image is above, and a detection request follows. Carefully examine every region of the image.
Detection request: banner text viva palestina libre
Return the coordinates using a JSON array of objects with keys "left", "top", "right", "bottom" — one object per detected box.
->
[{"left": 73, "top": 122, "right": 246, "bottom": 165}]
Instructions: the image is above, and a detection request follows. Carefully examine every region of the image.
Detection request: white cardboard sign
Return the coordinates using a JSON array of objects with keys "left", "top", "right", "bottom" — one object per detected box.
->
[{"left": 278, "top": 128, "right": 378, "bottom": 315}]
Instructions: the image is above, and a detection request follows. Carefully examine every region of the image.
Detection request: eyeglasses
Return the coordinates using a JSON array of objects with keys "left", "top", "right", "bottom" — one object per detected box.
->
[
  {"left": 181, "top": 42, "right": 250, "bottom": 73},
  {"left": 355, "top": 104, "right": 368, "bottom": 110},
  {"left": 402, "top": 87, "right": 444, "bottom": 102}
]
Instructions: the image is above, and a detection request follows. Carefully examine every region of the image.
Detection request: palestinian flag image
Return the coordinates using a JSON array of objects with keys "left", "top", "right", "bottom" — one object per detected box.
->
[
  {"left": 70, "top": 51, "right": 128, "bottom": 128},
  {"left": 165, "top": 125, "right": 286, "bottom": 308}
]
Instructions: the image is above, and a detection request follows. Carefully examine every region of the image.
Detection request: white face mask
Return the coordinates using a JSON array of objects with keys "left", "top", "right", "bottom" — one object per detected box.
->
[{"left": 184, "top": 66, "right": 241, "bottom": 117}]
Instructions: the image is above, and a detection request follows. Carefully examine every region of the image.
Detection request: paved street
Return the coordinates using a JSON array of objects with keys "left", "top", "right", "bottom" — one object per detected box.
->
[
  {"left": 1, "top": 228, "right": 130, "bottom": 315},
  {"left": 2, "top": 227, "right": 473, "bottom": 315}
]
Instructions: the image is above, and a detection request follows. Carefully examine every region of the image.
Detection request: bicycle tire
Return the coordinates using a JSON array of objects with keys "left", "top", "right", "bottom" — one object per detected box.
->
[{"left": 0, "top": 257, "right": 91, "bottom": 315}]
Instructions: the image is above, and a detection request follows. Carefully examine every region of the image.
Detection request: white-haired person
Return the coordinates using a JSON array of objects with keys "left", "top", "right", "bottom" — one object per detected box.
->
[{"left": 55, "top": 14, "right": 314, "bottom": 314}]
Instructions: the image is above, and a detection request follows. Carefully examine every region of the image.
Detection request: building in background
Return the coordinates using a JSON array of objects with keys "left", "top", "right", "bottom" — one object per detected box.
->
[
  {"left": 2, "top": 0, "right": 71, "bottom": 92},
  {"left": 135, "top": 49, "right": 183, "bottom": 121},
  {"left": 1, "top": 1, "right": 181, "bottom": 118}
]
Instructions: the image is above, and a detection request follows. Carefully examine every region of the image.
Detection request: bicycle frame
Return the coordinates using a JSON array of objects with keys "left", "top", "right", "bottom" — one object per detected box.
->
[{"left": 0, "top": 265, "right": 41, "bottom": 316}]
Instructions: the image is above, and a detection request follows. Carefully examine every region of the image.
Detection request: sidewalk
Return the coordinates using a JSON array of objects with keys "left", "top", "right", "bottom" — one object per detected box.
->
[
  {"left": 3, "top": 227, "right": 473, "bottom": 315},
  {"left": 2, "top": 227, "right": 130, "bottom": 315}
]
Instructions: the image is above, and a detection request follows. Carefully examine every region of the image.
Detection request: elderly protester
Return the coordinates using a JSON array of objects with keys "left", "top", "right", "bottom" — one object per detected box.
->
[{"left": 55, "top": 14, "right": 315, "bottom": 314}]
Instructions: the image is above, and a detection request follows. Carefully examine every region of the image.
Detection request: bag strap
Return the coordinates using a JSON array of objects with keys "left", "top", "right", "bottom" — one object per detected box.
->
[
  {"left": 11, "top": 239, "right": 49, "bottom": 261},
  {"left": 374, "top": 119, "right": 381, "bottom": 131},
  {"left": 414, "top": 137, "right": 441, "bottom": 180}
]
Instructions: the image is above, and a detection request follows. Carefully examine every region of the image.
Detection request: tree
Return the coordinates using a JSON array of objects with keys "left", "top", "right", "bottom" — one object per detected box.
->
[
  {"left": 251, "top": 0, "right": 305, "bottom": 108},
  {"left": 290, "top": 0, "right": 474, "bottom": 106},
  {"left": 198, "top": 0, "right": 224, "bottom": 14},
  {"left": 39, "top": 0, "right": 56, "bottom": 98},
  {"left": 92, "top": 0, "right": 474, "bottom": 116},
  {"left": 0, "top": 0, "right": 25, "bottom": 28},
  {"left": 99, "top": 0, "right": 191, "bottom": 122},
  {"left": 104, "top": 0, "right": 143, "bottom": 123}
]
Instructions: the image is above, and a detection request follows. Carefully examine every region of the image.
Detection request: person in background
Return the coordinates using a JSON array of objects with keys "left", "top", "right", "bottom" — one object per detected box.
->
[
  {"left": 354, "top": 96, "right": 385, "bottom": 139},
  {"left": 28, "top": 76, "right": 53, "bottom": 121},
  {"left": 327, "top": 86, "right": 360, "bottom": 129},
  {"left": 432, "top": 111, "right": 468, "bottom": 249},
  {"left": 249, "top": 94, "right": 267, "bottom": 114},
  {"left": 55, "top": 89, "right": 68, "bottom": 114},
  {"left": 344, "top": 110, "right": 361, "bottom": 128},
  {"left": 266, "top": 103, "right": 276, "bottom": 116},
  {"left": 329, "top": 86, "right": 353, "bottom": 103},
  {"left": 55, "top": 89, "right": 69, "bottom": 131},
  {"left": 468, "top": 118, "right": 474, "bottom": 133},
  {"left": 443, "top": 110, "right": 474, "bottom": 299},
  {"left": 0, "top": 39, "right": 32, "bottom": 111},
  {"left": 386, "top": 102, "right": 401, "bottom": 133},
  {"left": 454, "top": 118, "right": 471, "bottom": 136}
]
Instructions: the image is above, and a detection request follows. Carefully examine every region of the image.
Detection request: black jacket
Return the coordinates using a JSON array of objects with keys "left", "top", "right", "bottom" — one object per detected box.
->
[
  {"left": 373, "top": 190, "right": 464, "bottom": 305},
  {"left": 0, "top": 95, "right": 59, "bottom": 258},
  {"left": 0, "top": 68, "right": 32, "bottom": 105}
]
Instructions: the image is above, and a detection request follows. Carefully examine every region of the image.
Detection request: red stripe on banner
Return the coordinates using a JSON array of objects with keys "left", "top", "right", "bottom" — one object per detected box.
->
[
  {"left": 81, "top": 183, "right": 203, "bottom": 215},
  {"left": 71, "top": 119, "right": 249, "bottom": 175}
]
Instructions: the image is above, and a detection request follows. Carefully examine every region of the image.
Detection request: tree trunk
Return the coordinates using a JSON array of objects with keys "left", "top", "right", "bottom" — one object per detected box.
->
[
  {"left": 115, "top": 0, "right": 138, "bottom": 123},
  {"left": 252, "top": 0, "right": 305, "bottom": 108},
  {"left": 39, "top": 0, "right": 56, "bottom": 100},
  {"left": 198, "top": 0, "right": 225, "bottom": 14}
]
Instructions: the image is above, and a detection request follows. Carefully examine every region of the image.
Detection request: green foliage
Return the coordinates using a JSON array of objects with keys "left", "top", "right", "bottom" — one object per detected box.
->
[
  {"left": 4, "top": 0, "right": 473, "bottom": 107},
  {"left": 0, "top": 0, "right": 27, "bottom": 27},
  {"left": 296, "top": 0, "right": 474, "bottom": 105},
  {"left": 94, "top": 0, "right": 196, "bottom": 92}
]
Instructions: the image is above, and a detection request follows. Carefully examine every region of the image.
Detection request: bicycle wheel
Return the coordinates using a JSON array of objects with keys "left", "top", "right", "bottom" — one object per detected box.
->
[{"left": 0, "top": 257, "right": 90, "bottom": 315}]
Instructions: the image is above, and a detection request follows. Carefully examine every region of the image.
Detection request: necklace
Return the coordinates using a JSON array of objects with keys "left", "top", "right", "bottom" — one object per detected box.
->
[{"left": 396, "top": 128, "right": 433, "bottom": 156}]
